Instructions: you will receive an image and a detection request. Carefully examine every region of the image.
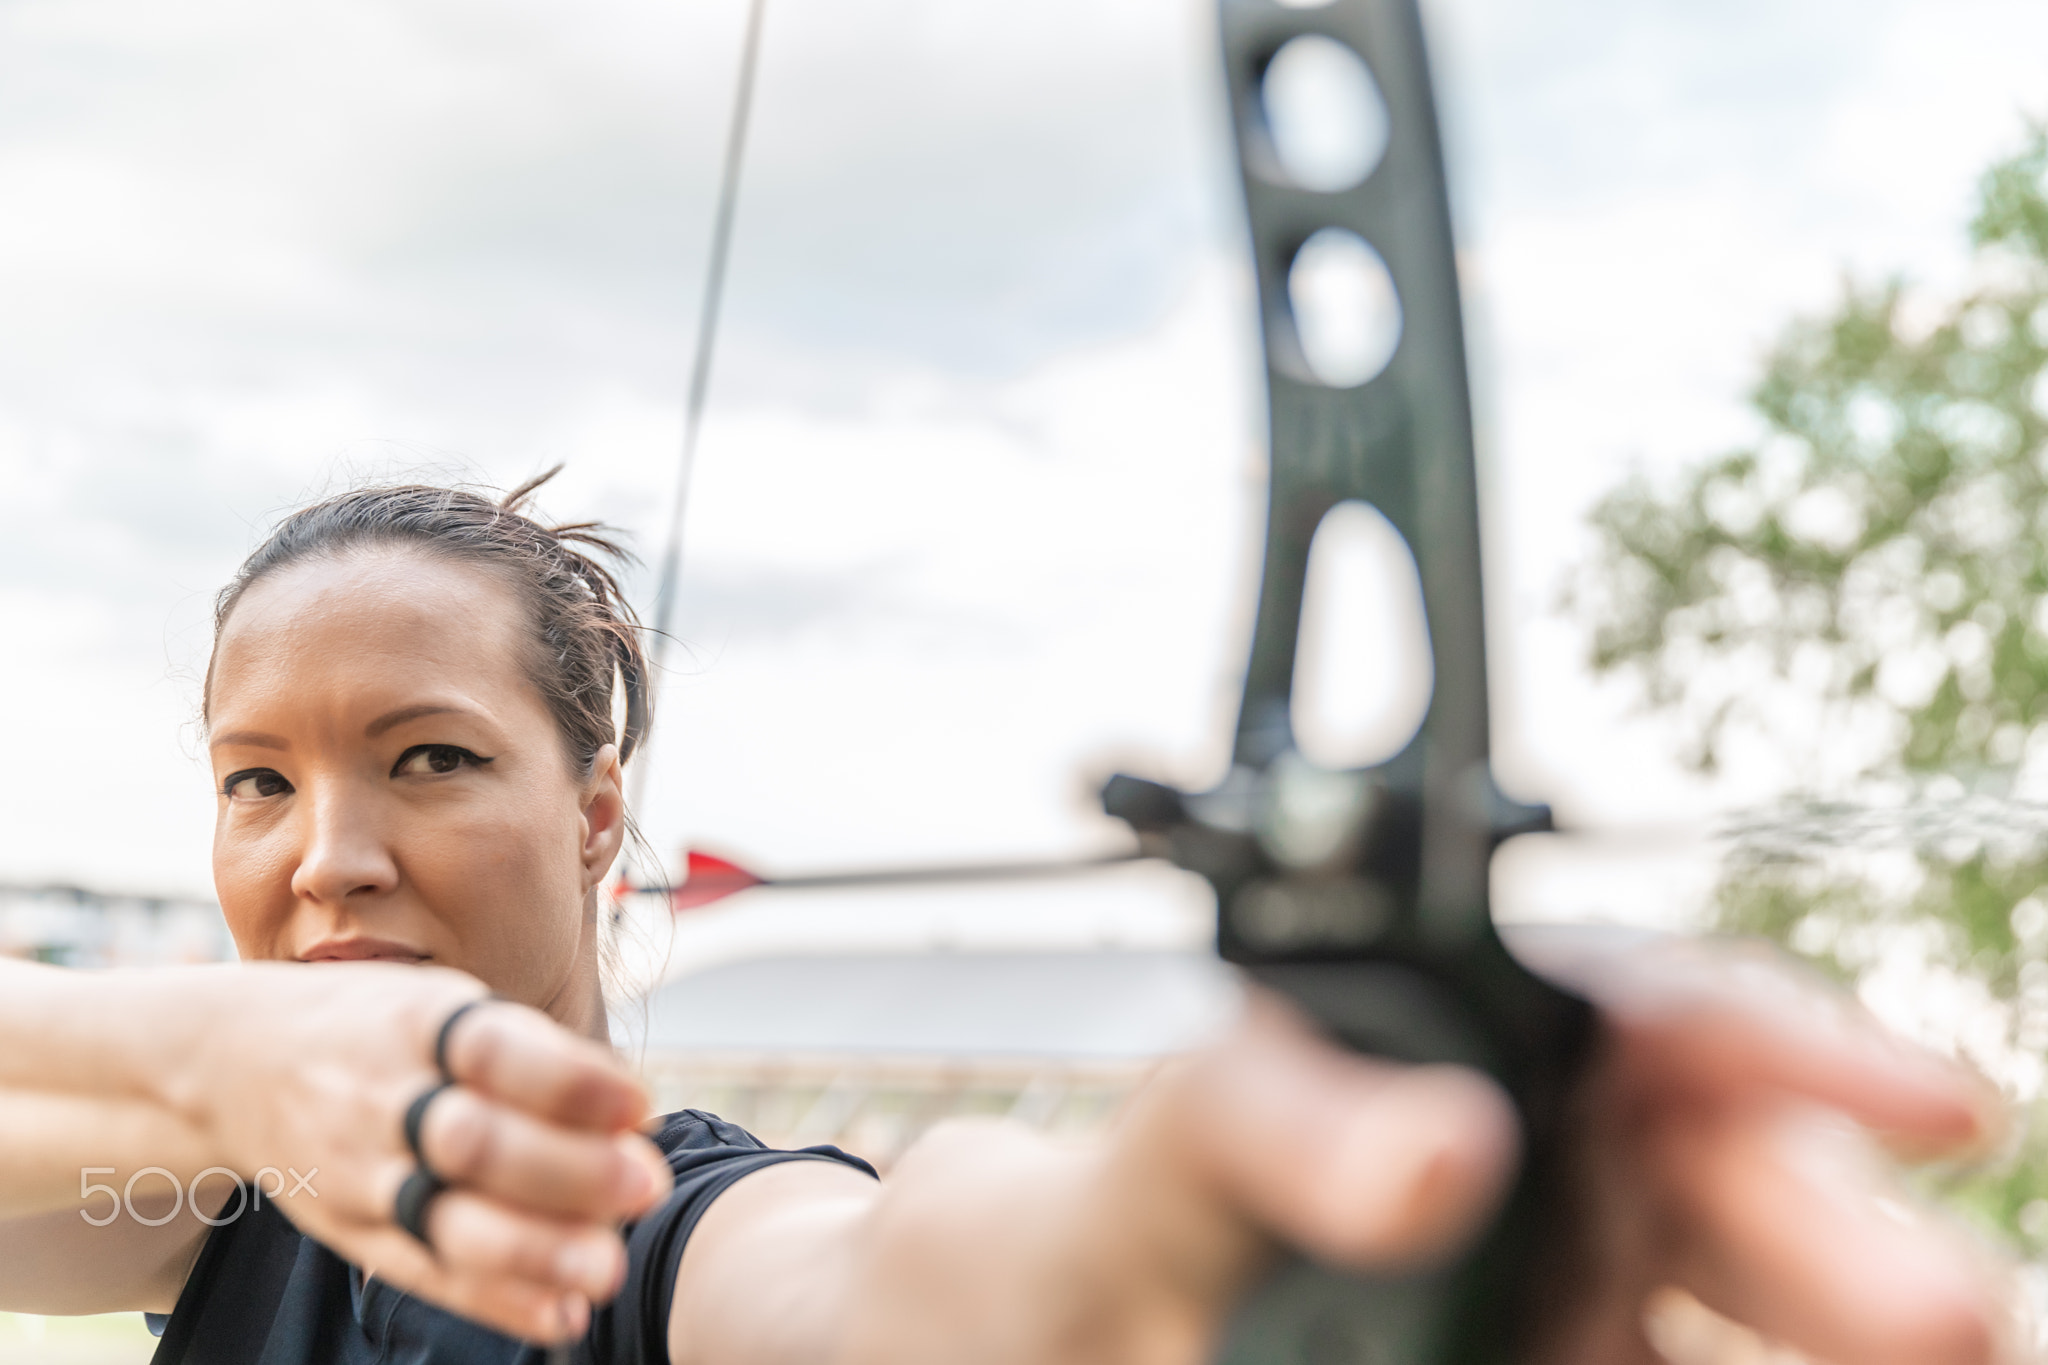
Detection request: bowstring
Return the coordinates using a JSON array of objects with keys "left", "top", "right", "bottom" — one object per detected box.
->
[
  {"left": 624, "top": 0, "right": 770, "bottom": 837},
  {"left": 586, "top": 10, "right": 767, "bottom": 1335}
]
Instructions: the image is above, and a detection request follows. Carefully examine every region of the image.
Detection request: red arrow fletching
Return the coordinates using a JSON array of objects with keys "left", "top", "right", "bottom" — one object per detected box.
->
[{"left": 671, "top": 850, "right": 763, "bottom": 910}]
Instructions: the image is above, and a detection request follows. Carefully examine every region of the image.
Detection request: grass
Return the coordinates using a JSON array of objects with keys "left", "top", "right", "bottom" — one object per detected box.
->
[{"left": 0, "top": 1312, "right": 159, "bottom": 1364}]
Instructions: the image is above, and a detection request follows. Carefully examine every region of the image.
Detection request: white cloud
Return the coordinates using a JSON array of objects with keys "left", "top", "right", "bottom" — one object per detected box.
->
[{"left": 0, "top": 0, "right": 2044, "bottom": 943}]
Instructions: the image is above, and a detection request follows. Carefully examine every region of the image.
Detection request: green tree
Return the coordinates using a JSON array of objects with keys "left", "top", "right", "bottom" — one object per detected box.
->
[{"left": 1573, "top": 126, "right": 2048, "bottom": 1250}]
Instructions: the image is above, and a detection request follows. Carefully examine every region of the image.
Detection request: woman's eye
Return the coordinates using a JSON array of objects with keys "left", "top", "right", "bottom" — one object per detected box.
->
[
  {"left": 393, "top": 744, "right": 491, "bottom": 778},
  {"left": 223, "top": 769, "right": 292, "bottom": 800}
]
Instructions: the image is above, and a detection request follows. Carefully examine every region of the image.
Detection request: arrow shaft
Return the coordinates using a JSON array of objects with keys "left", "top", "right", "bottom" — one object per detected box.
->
[{"left": 632, "top": 851, "right": 1148, "bottom": 902}]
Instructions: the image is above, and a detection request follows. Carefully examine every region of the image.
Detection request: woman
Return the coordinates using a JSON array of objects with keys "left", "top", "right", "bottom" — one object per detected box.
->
[{"left": 0, "top": 475, "right": 2013, "bottom": 1364}]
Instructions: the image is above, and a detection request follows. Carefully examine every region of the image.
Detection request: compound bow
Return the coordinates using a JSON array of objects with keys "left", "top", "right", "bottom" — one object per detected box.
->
[{"left": 660, "top": 0, "right": 1599, "bottom": 1360}]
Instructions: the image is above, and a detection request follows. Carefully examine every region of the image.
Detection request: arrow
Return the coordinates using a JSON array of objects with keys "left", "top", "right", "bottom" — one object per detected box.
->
[{"left": 623, "top": 847, "right": 1150, "bottom": 912}]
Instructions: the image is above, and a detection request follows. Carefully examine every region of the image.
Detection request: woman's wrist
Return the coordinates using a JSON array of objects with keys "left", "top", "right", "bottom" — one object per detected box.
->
[
  {"left": 152, "top": 962, "right": 478, "bottom": 1178},
  {"left": 128, "top": 965, "right": 261, "bottom": 1164},
  {"left": 0, "top": 961, "right": 218, "bottom": 1108},
  {"left": 0, "top": 960, "right": 356, "bottom": 1177}
]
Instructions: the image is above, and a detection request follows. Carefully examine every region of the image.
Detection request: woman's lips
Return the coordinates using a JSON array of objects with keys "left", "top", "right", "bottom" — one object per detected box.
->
[{"left": 296, "top": 939, "right": 429, "bottom": 963}]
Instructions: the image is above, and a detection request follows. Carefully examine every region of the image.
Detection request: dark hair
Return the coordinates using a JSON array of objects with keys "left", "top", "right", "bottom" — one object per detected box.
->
[{"left": 204, "top": 467, "right": 650, "bottom": 774}]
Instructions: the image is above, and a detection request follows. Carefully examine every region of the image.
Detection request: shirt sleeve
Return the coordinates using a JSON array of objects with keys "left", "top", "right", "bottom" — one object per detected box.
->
[{"left": 588, "top": 1109, "right": 878, "bottom": 1365}]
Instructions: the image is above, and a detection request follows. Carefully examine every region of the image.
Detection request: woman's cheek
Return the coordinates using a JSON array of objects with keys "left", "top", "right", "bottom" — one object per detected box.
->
[
  {"left": 419, "top": 801, "right": 579, "bottom": 953},
  {"left": 213, "top": 823, "right": 296, "bottom": 959}
]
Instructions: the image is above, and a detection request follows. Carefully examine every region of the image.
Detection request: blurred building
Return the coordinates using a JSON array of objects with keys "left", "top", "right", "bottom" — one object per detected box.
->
[
  {"left": 0, "top": 884, "right": 230, "bottom": 968},
  {"left": 625, "top": 949, "right": 1238, "bottom": 1168}
]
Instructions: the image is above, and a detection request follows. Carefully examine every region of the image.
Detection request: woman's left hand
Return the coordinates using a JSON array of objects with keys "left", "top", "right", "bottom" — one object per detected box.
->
[{"left": 705, "top": 933, "right": 2013, "bottom": 1365}]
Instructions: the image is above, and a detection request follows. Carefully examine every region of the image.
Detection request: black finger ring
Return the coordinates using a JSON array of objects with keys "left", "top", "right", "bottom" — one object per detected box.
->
[
  {"left": 394, "top": 1165, "right": 447, "bottom": 1247},
  {"left": 396, "top": 1079, "right": 455, "bottom": 1249},
  {"left": 404, "top": 1080, "right": 454, "bottom": 1169},
  {"left": 433, "top": 996, "right": 498, "bottom": 1081}
]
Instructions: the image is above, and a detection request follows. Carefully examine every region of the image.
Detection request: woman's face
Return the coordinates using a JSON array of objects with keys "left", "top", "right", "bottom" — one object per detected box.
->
[{"left": 206, "top": 549, "right": 625, "bottom": 1034}]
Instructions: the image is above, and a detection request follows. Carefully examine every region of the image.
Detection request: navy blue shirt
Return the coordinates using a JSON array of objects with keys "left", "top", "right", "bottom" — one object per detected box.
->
[{"left": 148, "top": 1111, "right": 875, "bottom": 1365}]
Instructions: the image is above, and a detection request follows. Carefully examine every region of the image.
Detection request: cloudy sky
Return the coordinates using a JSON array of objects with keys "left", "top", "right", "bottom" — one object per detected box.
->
[{"left": 1, "top": 0, "right": 2044, "bottom": 943}]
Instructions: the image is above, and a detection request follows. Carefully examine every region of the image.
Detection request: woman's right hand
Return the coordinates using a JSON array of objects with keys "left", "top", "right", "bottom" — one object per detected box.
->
[{"left": 170, "top": 962, "right": 673, "bottom": 1341}]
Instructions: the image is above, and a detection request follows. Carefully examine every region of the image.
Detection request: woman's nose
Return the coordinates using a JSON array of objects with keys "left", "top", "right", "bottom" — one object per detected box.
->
[{"left": 289, "top": 789, "right": 400, "bottom": 905}]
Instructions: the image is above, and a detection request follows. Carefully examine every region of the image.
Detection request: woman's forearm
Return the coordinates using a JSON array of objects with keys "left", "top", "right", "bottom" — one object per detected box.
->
[
  {"left": 0, "top": 962, "right": 235, "bottom": 1218},
  {"left": 0, "top": 961, "right": 228, "bottom": 1101},
  {"left": 0, "top": 1089, "right": 216, "bottom": 1220},
  {"left": 0, "top": 1089, "right": 217, "bottom": 1318}
]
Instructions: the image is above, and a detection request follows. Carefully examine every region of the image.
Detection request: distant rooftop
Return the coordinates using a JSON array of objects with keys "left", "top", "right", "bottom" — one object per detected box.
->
[
  {"left": 631, "top": 950, "right": 1240, "bottom": 1061},
  {"left": 0, "top": 884, "right": 230, "bottom": 967}
]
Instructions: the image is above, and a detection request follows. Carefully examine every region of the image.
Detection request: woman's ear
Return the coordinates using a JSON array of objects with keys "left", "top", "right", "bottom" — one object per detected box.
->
[{"left": 579, "top": 742, "right": 627, "bottom": 889}]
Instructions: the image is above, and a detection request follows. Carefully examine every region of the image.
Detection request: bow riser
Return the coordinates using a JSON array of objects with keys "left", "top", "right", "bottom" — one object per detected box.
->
[
  {"left": 1104, "top": 1, "right": 1599, "bottom": 1359},
  {"left": 1228, "top": 0, "right": 1490, "bottom": 935}
]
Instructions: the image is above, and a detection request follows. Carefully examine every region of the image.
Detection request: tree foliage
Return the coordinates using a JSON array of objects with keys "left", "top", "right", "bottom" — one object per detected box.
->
[
  {"left": 1582, "top": 128, "right": 2048, "bottom": 781},
  {"left": 1574, "top": 127, "right": 2048, "bottom": 1253}
]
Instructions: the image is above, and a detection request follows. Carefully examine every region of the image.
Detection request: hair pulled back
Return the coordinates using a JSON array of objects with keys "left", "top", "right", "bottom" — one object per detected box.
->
[{"left": 204, "top": 467, "right": 650, "bottom": 774}]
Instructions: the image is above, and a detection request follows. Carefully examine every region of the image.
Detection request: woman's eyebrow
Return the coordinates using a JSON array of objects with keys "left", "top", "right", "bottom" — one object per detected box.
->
[
  {"left": 210, "top": 730, "right": 288, "bottom": 751},
  {"left": 365, "top": 704, "right": 474, "bottom": 738}
]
